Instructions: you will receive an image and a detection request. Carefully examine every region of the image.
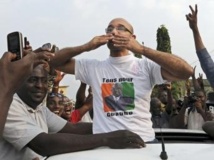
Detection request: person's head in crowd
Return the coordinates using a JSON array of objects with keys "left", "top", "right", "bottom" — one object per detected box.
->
[
  {"left": 171, "top": 98, "right": 179, "bottom": 116},
  {"left": 61, "top": 95, "right": 74, "bottom": 121},
  {"left": 150, "top": 97, "right": 162, "bottom": 117},
  {"left": 158, "top": 91, "right": 168, "bottom": 105},
  {"left": 16, "top": 64, "right": 49, "bottom": 109},
  {"left": 195, "top": 90, "right": 206, "bottom": 105},
  {"left": 176, "top": 99, "right": 183, "bottom": 112},
  {"left": 47, "top": 92, "right": 64, "bottom": 116},
  {"left": 186, "top": 90, "right": 206, "bottom": 115}
]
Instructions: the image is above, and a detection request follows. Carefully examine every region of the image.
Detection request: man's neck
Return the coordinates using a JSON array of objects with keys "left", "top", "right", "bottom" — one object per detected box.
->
[{"left": 110, "top": 49, "right": 130, "bottom": 57}]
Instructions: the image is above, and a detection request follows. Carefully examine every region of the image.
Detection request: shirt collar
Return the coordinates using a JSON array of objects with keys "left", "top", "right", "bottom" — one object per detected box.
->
[
  {"left": 108, "top": 53, "right": 134, "bottom": 64},
  {"left": 14, "top": 93, "right": 44, "bottom": 113}
]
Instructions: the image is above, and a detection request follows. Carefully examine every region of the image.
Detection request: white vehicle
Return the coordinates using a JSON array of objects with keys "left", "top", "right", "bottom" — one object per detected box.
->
[{"left": 46, "top": 129, "right": 214, "bottom": 160}]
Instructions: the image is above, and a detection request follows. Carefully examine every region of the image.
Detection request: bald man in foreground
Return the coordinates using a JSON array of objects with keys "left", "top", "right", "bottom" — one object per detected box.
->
[{"left": 50, "top": 17, "right": 193, "bottom": 142}]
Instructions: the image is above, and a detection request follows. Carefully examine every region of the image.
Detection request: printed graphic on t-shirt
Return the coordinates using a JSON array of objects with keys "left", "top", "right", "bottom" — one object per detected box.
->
[{"left": 102, "top": 82, "right": 135, "bottom": 112}]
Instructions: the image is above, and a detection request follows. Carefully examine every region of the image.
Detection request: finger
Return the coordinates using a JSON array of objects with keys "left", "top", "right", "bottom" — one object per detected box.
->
[
  {"left": 42, "top": 43, "right": 52, "bottom": 51},
  {"left": 133, "top": 138, "right": 146, "bottom": 147},
  {"left": 186, "top": 14, "right": 190, "bottom": 21},
  {"left": 187, "top": 13, "right": 193, "bottom": 20},
  {"left": 27, "top": 51, "right": 54, "bottom": 64},
  {"left": 1, "top": 52, "right": 16, "bottom": 62},
  {"left": 34, "top": 47, "right": 52, "bottom": 53},
  {"left": 105, "top": 34, "right": 114, "bottom": 39},
  {"left": 34, "top": 59, "right": 49, "bottom": 67},
  {"left": 23, "top": 50, "right": 32, "bottom": 56},
  {"left": 24, "top": 45, "right": 33, "bottom": 52},
  {"left": 51, "top": 45, "right": 56, "bottom": 53},
  {"left": 195, "top": 4, "right": 198, "bottom": 15},
  {"left": 103, "top": 35, "right": 113, "bottom": 43},
  {"left": 127, "top": 135, "right": 145, "bottom": 147},
  {"left": 33, "top": 47, "right": 43, "bottom": 53},
  {"left": 127, "top": 142, "right": 145, "bottom": 148},
  {"left": 38, "top": 52, "right": 55, "bottom": 61},
  {"left": 189, "top": 5, "right": 195, "bottom": 14}
]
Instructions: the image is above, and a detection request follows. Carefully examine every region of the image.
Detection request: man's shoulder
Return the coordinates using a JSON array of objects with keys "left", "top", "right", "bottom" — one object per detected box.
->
[{"left": 9, "top": 94, "right": 26, "bottom": 112}]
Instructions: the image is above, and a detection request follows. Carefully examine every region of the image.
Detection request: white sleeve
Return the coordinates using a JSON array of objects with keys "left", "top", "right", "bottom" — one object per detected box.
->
[
  {"left": 45, "top": 107, "right": 67, "bottom": 133},
  {"left": 3, "top": 102, "right": 45, "bottom": 150},
  {"left": 75, "top": 58, "right": 97, "bottom": 86},
  {"left": 143, "top": 58, "right": 167, "bottom": 85}
]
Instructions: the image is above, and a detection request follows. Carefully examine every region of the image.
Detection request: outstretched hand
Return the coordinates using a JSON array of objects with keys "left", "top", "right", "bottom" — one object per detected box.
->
[
  {"left": 87, "top": 34, "right": 113, "bottom": 51},
  {"left": 186, "top": 4, "right": 198, "bottom": 31},
  {"left": 54, "top": 70, "right": 66, "bottom": 84},
  {"left": 112, "top": 34, "right": 143, "bottom": 54},
  {"left": 104, "top": 130, "right": 145, "bottom": 149}
]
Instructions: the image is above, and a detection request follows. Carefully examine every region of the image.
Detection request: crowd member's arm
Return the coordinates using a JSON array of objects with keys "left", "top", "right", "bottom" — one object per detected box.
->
[
  {"left": 197, "top": 73, "right": 204, "bottom": 91},
  {"left": 187, "top": 4, "right": 214, "bottom": 87},
  {"left": 78, "top": 94, "right": 93, "bottom": 117},
  {"left": 169, "top": 97, "right": 188, "bottom": 128},
  {"left": 75, "top": 82, "right": 87, "bottom": 109},
  {"left": 185, "top": 79, "right": 191, "bottom": 97},
  {"left": 194, "top": 100, "right": 206, "bottom": 121},
  {"left": 51, "top": 70, "right": 65, "bottom": 93},
  {"left": 27, "top": 127, "right": 145, "bottom": 156},
  {"left": 71, "top": 83, "right": 93, "bottom": 123},
  {"left": 164, "top": 82, "right": 173, "bottom": 115},
  {"left": 0, "top": 51, "right": 53, "bottom": 135},
  {"left": 192, "top": 66, "right": 202, "bottom": 91},
  {"left": 71, "top": 99, "right": 93, "bottom": 123}
]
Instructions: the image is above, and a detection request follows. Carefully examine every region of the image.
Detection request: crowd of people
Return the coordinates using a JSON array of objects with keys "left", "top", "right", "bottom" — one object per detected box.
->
[{"left": 1, "top": 4, "right": 214, "bottom": 160}]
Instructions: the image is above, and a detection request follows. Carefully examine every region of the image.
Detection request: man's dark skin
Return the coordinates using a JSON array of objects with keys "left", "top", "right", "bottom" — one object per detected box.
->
[
  {"left": 0, "top": 50, "right": 52, "bottom": 136},
  {"left": 16, "top": 65, "right": 145, "bottom": 157}
]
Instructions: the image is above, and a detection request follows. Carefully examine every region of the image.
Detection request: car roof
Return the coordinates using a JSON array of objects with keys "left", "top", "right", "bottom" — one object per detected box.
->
[
  {"left": 47, "top": 129, "right": 214, "bottom": 160},
  {"left": 47, "top": 143, "right": 214, "bottom": 160}
]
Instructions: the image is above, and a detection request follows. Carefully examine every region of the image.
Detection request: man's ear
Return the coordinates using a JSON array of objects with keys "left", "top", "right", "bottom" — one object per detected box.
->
[{"left": 132, "top": 34, "right": 136, "bottom": 39}]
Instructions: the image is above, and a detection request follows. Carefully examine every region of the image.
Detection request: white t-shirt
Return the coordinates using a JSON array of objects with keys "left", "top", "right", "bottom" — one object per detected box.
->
[
  {"left": 75, "top": 53, "right": 165, "bottom": 142},
  {"left": 0, "top": 94, "right": 67, "bottom": 160},
  {"left": 184, "top": 108, "right": 205, "bottom": 130},
  {"left": 81, "top": 111, "right": 93, "bottom": 123}
]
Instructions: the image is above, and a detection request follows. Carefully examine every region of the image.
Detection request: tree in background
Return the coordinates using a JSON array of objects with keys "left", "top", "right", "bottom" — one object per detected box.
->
[
  {"left": 152, "top": 25, "right": 183, "bottom": 100},
  {"left": 156, "top": 25, "right": 171, "bottom": 53}
]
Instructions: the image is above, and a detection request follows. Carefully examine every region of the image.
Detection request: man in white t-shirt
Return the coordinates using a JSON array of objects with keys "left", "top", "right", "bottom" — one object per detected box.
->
[
  {"left": 50, "top": 18, "right": 193, "bottom": 142},
  {"left": 1, "top": 64, "right": 145, "bottom": 160}
]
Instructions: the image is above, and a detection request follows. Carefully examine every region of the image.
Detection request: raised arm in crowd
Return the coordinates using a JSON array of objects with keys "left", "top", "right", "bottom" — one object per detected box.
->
[{"left": 187, "top": 4, "right": 214, "bottom": 87}]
